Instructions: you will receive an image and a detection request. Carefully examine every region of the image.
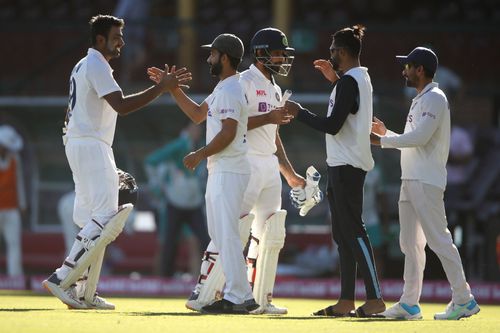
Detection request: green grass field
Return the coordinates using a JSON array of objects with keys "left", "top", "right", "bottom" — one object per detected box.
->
[{"left": 1, "top": 291, "right": 498, "bottom": 333}]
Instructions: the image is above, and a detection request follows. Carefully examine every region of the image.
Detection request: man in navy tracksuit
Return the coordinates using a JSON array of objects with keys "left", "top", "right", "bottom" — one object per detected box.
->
[{"left": 287, "top": 24, "right": 385, "bottom": 317}]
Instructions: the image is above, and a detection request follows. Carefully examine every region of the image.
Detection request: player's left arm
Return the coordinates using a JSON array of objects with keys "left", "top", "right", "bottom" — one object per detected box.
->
[
  {"left": 275, "top": 129, "right": 306, "bottom": 188},
  {"left": 381, "top": 94, "right": 446, "bottom": 148},
  {"left": 183, "top": 118, "right": 237, "bottom": 170}
]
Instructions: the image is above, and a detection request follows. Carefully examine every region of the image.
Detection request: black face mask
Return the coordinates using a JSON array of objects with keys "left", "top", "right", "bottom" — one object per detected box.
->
[
  {"left": 210, "top": 57, "right": 223, "bottom": 77},
  {"left": 330, "top": 55, "right": 340, "bottom": 71}
]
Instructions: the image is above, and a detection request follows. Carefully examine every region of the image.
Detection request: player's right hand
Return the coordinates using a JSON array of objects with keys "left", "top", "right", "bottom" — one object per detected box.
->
[
  {"left": 183, "top": 151, "right": 203, "bottom": 171},
  {"left": 285, "top": 100, "right": 302, "bottom": 117},
  {"left": 268, "top": 106, "right": 294, "bottom": 125},
  {"left": 371, "top": 116, "right": 387, "bottom": 136},
  {"left": 147, "top": 65, "right": 192, "bottom": 92},
  {"left": 313, "top": 59, "right": 339, "bottom": 83}
]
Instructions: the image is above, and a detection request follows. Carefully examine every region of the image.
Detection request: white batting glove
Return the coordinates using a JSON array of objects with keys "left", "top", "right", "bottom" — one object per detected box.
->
[
  {"left": 290, "top": 187, "right": 306, "bottom": 208},
  {"left": 289, "top": 166, "right": 324, "bottom": 216},
  {"left": 300, "top": 166, "right": 323, "bottom": 216}
]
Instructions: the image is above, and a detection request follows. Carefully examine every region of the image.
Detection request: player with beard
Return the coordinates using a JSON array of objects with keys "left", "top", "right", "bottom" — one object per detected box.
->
[
  {"left": 183, "top": 28, "right": 306, "bottom": 315},
  {"left": 43, "top": 14, "right": 190, "bottom": 310},
  {"left": 371, "top": 47, "right": 479, "bottom": 320},
  {"left": 149, "top": 33, "right": 259, "bottom": 314},
  {"left": 286, "top": 25, "right": 386, "bottom": 317}
]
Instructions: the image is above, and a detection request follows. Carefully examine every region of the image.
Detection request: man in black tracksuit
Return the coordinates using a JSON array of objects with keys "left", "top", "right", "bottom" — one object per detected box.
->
[{"left": 287, "top": 25, "right": 385, "bottom": 317}]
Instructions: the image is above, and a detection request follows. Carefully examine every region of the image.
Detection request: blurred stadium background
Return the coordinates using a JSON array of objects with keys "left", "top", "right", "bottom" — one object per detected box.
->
[{"left": 1, "top": 0, "right": 499, "bottom": 300}]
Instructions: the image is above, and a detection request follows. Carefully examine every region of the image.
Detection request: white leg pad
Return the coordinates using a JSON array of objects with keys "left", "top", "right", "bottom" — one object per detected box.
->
[
  {"left": 186, "top": 214, "right": 254, "bottom": 311},
  {"left": 253, "top": 210, "right": 287, "bottom": 309},
  {"left": 60, "top": 204, "right": 133, "bottom": 289},
  {"left": 84, "top": 248, "right": 105, "bottom": 303}
]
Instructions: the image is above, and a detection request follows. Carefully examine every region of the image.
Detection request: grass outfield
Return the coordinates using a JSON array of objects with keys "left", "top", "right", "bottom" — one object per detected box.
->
[{"left": 0, "top": 291, "right": 498, "bottom": 333}]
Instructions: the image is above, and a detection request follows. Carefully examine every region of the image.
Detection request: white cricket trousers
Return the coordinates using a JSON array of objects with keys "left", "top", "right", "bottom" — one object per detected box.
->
[
  {"left": 205, "top": 171, "right": 253, "bottom": 304},
  {"left": 65, "top": 138, "right": 119, "bottom": 230},
  {"left": 398, "top": 180, "right": 473, "bottom": 305},
  {"left": 0, "top": 209, "right": 23, "bottom": 276},
  {"left": 241, "top": 154, "right": 282, "bottom": 259}
]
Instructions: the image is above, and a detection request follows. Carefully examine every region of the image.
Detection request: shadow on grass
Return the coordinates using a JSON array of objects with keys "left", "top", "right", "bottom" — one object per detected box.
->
[
  {"left": 126, "top": 312, "right": 203, "bottom": 317},
  {"left": 0, "top": 308, "right": 54, "bottom": 312}
]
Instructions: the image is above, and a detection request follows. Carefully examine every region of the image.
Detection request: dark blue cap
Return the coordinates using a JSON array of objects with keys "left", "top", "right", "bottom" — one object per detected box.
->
[
  {"left": 251, "top": 28, "right": 294, "bottom": 52},
  {"left": 396, "top": 47, "right": 438, "bottom": 74}
]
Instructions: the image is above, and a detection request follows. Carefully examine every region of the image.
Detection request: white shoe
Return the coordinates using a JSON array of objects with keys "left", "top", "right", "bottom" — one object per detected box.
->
[
  {"left": 434, "top": 300, "right": 480, "bottom": 320},
  {"left": 84, "top": 295, "right": 115, "bottom": 310},
  {"left": 42, "top": 273, "right": 85, "bottom": 309},
  {"left": 250, "top": 303, "right": 288, "bottom": 315},
  {"left": 380, "top": 302, "right": 422, "bottom": 320},
  {"left": 185, "top": 292, "right": 205, "bottom": 312}
]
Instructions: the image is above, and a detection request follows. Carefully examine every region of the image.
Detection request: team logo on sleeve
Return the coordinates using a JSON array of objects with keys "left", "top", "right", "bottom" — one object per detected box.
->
[
  {"left": 275, "top": 92, "right": 280, "bottom": 101},
  {"left": 258, "top": 102, "right": 267, "bottom": 112}
]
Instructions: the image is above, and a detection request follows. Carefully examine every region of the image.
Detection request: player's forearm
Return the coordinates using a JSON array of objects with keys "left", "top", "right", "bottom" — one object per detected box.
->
[
  {"left": 199, "top": 128, "right": 236, "bottom": 158},
  {"left": 381, "top": 118, "right": 437, "bottom": 148},
  {"left": 275, "top": 133, "right": 297, "bottom": 179},
  {"left": 115, "top": 85, "right": 164, "bottom": 115},
  {"left": 248, "top": 114, "right": 272, "bottom": 130},
  {"left": 170, "top": 88, "right": 206, "bottom": 124}
]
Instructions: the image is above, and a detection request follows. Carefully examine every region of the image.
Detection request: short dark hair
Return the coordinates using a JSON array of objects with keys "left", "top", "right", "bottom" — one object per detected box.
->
[
  {"left": 332, "top": 24, "right": 366, "bottom": 58},
  {"left": 419, "top": 65, "right": 435, "bottom": 79},
  {"left": 89, "top": 15, "right": 124, "bottom": 46},
  {"left": 223, "top": 53, "right": 241, "bottom": 70}
]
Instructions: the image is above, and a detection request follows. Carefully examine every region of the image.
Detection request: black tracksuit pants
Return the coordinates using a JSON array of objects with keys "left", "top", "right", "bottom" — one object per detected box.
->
[{"left": 327, "top": 165, "right": 382, "bottom": 300}]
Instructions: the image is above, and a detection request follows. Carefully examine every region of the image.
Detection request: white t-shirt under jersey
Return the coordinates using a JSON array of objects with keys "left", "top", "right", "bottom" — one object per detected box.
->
[
  {"left": 240, "top": 64, "right": 284, "bottom": 156},
  {"left": 381, "top": 82, "right": 450, "bottom": 190},
  {"left": 65, "top": 48, "right": 122, "bottom": 146},
  {"left": 205, "top": 73, "right": 250, "bottom": 175},
  {"left": 325, "top": 66, "right": 374, "bottom": 172}
]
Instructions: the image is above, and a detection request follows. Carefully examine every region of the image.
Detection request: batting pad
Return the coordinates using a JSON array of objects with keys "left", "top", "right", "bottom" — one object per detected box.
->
[
  {"left": 194, "top": 214, "right": 255, "bottom": 308},
  {"left": 60, "top": 204, "right": 133, "bottom": 289},
  {"left": 253, "top": 210, "right": 287, "bottom": 308},
  {"left": 84, "top": 247, "right": 105, "bottom": 303}
]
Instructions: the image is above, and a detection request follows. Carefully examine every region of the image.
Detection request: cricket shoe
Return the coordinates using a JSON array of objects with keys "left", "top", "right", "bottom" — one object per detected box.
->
[
  {"left": 201, "top": 299, "right": 250, "bottom": 314},
  {"left": 250, "top": 303, "right": 288, "bottom": 315},
  {"left": 434, "top": 299, "right": 480, "bottom": 320},
  {"left": 83, "top": 294, "right": 115, "bottom": 310},
  {"left": 243, "top": 298, "right": 260, "bottom": 312},
  {"left": 185, "top": 291, "right": 205, "bottom": 312},
  {"left": 380, "top": 302, "right": 422, "bottom": 320},
  {"left": 42, "top": 273, "right": 85, "bottom": 309}
]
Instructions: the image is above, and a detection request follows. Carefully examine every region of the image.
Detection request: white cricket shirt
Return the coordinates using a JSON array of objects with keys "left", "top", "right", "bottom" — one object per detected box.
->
[
  {"left": 381, "top": 82, "right": 450, "bottom": 190},
  {"left": 240, "top": 64, "right": 284, "bottom": 155},
  {"left": 325, "top": 67, "right": 374, "bottom": 171},
  {"left": 65, "top": 48, "right": 122, "bottom": 146},
  {"left": 205, "top": 74, "right": 250, "bottom": 175}
]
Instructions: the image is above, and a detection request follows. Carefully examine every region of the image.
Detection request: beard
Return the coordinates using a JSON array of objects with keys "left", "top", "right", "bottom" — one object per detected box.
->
[
  {"left": 209, "top": 59, "right": 223, "bottom": 77},
  {"left": 330, "top": 56, "right": 340, "bottom": 71},
  {"left": 405, "top": 76, "right": 416, "bottom": 87},
  {"left": 104, "top": 42, "right": 120, "bottom": 59}
]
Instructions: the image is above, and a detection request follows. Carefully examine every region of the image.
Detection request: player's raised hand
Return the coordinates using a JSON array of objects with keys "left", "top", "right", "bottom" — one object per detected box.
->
[
  {"left": 147, "top": 66, "right": 164, "bottom": 84},
  {"left": 371, "top": 116, "right": 387, "bottom": 136},
  {"left": 313, "top": 59, "right": 339, "bottom": 83},
  {"left": 268, "top": 106, "right": 294, "bottom": 125},
  {"left": 147, "top": 64, "right": 192, "bottom": 92}
]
